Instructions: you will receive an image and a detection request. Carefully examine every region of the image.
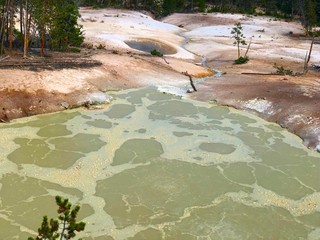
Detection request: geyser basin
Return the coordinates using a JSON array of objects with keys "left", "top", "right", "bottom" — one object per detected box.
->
[
  {"left": 125, "top": 39, "right": 177, "bottom": 55},
  {"left": 0, "top": 88, "right": 319, "bottom": 239}
]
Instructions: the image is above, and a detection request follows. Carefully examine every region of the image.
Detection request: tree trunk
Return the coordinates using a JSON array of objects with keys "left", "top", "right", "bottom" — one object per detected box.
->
[
  {"left": 0, "top": 2, "right": 7, "bottom": 54},
  {"left": 40, "top": 0, "right": 46, "bottom": 57},
  {"left": 65, "top": 35, "right": 68, "bottom": 49},
  {"left": 0, "top": 0, "right": 9, "bottom": 54},
  {"left": 20, "top": 0, "right": 23, "bottom": 36},
  {"left": 9, "top": 0, "right": 14, "bottom": 50},
  {"left": 5, "top": 0, "right": 9, "bottom": 43},
  {"left": 23, "top": 0, "right": 28, "bottom": 58},
  {"left": 244, "top": 38, "right": 252, "bottom": 57},
  {"left": 182, "top": 71, "right": 197, "bottom": 92},
  {"left": 26, "top": 12, "right": 31, "bottom": 50},
  {"left": 306, "top": 36, "right": 314, "bottom": 64},
  {"left": 304, "top": 36, "right": 315, "bottom": 74}
]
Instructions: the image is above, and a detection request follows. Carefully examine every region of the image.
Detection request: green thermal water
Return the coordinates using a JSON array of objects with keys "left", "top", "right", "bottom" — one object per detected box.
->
[{"left": 0, "top": 88, "right": 319, "bottom": 240}]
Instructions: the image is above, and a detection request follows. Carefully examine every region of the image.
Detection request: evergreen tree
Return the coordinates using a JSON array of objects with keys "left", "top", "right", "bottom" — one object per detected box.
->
[
  {"left": 302, "top": 0, "right": 318, "bottom": 32},
  {"left": 28, "top": 196, "right": 86, "bottom": 240},
  {"left": 49, "top": 0, "right": 84, "bottom": 50},
  {"left": 162, "top": 0, "right": 176, "bottom": 16},
  {"left": 198, "top": 0, "right": 205, "bottom": 12},
  {"left": 231, "top": 22, "right": 246, "bottom": 59},
  {"left": 0, "top": 0, "right": 84, "bottom": 55}
]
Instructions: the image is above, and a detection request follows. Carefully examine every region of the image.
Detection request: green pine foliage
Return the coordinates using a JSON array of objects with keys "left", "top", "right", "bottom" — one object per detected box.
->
[
  {"left": 234, "top": 56, "right": 249, "bottom": 64},
  {"left": 76, "top": 0, "right": 320, "bottom": 29},
  {"left": 150, "top": 49, "right": 163, "bottom": 57},
  {"left": 198, "top": 0, "right": 205, "bottom": 12},
  {"left": 0, "top": 0, "right": 319, "bottom": 55},
  {"left": 28, "top": 196, "right": 86, "bottom": 240},
  {"left": 49, "top": 0, "right": 84, "bottom": 51},
  {"left": 0, "top": 0, "right": 84, "bottom": 54},
  {"left": 302, "top": 0, "right": 318, "bottom": 32},
  {"left": 273, "top": 63, "right": 293, "bottom": 75},
  {"left": 163, "top": 0, "right": 176, "bottom": 16},
  {"left": 231, "top": 22, "right": 247, "bottom": 60}
]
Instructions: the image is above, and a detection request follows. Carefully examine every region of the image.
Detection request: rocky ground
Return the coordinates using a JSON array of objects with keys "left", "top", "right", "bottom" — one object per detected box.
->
[{"left": 0, "top": 8, "right": 319, "bottom": 151}]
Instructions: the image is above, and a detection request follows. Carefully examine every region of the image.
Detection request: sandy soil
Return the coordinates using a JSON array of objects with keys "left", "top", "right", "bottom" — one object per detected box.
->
[{"left": 0, "top": 9, "right": 319, "bottom": 151}]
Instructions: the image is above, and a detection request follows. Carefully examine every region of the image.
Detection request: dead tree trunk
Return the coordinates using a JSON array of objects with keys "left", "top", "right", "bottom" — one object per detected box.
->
[
  {"left": 304, "top": 37, "right": 315, "bottom": 74},
  {"left": 183, "top": 71, "right": 197, "bottom": 92},
  {"left": 244, "top": 38, "right": 252, "bottom": 57},
  {"left": 307, "top": 37, "right": 314, "bottom": 64}
]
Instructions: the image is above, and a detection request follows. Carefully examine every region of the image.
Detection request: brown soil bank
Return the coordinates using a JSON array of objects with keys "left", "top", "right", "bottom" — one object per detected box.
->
[
  {"left": 0, "top": 50, "right": 212, "bottom": 121},
  {"left": 193, "top": 70, "right": 320, "bottom": 150}
]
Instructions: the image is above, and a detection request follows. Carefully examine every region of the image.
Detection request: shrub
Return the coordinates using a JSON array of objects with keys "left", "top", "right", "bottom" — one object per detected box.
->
[
  {"left": 273, "top": 63, "right": 293, "bottom": 75},
  {"left": 150, "top": 49, "right": 163, "bottom": 57},
  {"left": 68, "top": 47, "right": 81, "bottom": 53},
  {"left": 234, "top": 56, "right": 249, "bottom": 64},
  {"left": 81, "top": 42, "right": 94, "bottom": 49},
  {"left": 96, "top": 44, "right": 106, "bottom": 50}
]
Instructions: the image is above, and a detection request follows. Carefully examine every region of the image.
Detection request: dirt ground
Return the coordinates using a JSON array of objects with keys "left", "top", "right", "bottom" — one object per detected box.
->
[{"left": 0, "top": 9, "right": 319, "bottom": 151}]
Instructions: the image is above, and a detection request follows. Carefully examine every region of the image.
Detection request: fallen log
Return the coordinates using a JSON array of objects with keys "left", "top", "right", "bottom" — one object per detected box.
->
[
  {"left": 0, "top": 55, "right": 9, "bottom": 62},
  {"left": 241, "top": 72, "right": 282, "bottom": 76}
]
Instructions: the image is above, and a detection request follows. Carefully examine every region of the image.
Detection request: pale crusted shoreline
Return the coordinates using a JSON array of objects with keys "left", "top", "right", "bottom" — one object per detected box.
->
[{"left": 0, "top": 8, "right": 319, "bottom": 151}]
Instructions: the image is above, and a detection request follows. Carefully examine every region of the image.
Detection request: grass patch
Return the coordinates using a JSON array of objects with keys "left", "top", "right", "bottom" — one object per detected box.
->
[{"left": 273, "top": 63, "right": 293, "bottom": 75}]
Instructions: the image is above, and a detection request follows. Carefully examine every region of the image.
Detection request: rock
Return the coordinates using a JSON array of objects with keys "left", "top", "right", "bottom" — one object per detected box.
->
[
  {"left": 187, "top": 89, "right": 195, "bottom": 93},
  {"left": 85, "top": 92, "right": 113, "bottom": 105},
  {"left": 209, "top": 99, "right": 217, "bottom": 104},
  {"left": 60, "top": 101, "right": 69, "bottom": 109},
  {"left": 86, "top": 105, "right": 104, "bottom": 110}
]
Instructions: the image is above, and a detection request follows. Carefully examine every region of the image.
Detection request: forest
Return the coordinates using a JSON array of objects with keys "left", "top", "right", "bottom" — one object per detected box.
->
[
  {"left": 0, "top": 0, "right": 319, "bottom": 56},
  {"left": 0, "top": 0, "right": 83, "bottom": 56},
  {"left": 79, "top": 0, "right": 320, "bottom": 29}
]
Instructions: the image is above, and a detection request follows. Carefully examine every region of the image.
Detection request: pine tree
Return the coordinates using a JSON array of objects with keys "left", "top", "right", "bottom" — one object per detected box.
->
[
  {"left": 231, "top": 22, "right": 246, "bottom": 59},
  {"left": 49, "top": 0, "right": 84, "bottom": 51},
  {"left": 28, "top": 196, "right": 86, "bottom": 240},
  {"left": 302, "top": 0, "right": 317, "bottom": 33},
  {"left": 198, "top": 0, "right": 205, "bottom": 12},
  {"left": 162, "top": 0, "right": 176, "bottom": 16}
]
